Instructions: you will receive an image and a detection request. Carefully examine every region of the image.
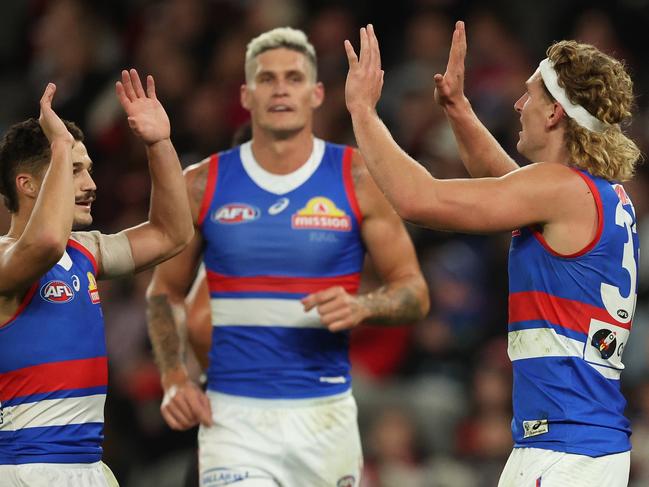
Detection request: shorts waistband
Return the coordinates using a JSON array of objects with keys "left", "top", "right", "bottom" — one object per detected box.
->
[{"left": 206, "top": 389, "right": 352, "bottom": 408}]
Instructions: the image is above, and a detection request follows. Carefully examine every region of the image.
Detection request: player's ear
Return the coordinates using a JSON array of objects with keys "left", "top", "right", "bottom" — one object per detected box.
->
[
  {"left": 240, "top": 84, "right": 251, "bottom": 111},
  {"left": 547, "top": 102, "right": 566, "bottom": 129},
  {"left": 15, "top": 173, "right": 40, "bottom": 200},
  {"left": 311, "top": 82, "right": 324, "bottom": 109}
]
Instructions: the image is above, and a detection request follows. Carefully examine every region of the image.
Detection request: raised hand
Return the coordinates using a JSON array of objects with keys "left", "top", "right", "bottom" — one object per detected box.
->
[
  {"left": 302, "top": 286, "right": 369, "bottom": 332},
  {"left": 116, "top": 69, "right": 170, "bottom": 146},
  {"left": 434, "top": 21, "right": 467, "bottom": 109},
  {"left": 344, "top": 24, "right": 384, "bottom": 115},
  {"left": 38, "top": 83, "right": 74, "bottom": 144}
]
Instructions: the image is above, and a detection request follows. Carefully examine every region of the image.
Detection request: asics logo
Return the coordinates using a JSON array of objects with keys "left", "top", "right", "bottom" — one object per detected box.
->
[{"left": 268, "top": 197, "right": 289, "bottom": 216}]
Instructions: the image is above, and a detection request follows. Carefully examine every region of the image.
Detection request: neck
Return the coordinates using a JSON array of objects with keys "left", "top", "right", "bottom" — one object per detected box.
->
[
  {"left": 533, "top": 130, "right": 571, "bottom": 166},
  {"left": 250, "top": 127, "right": 315, "bottom": 175}
]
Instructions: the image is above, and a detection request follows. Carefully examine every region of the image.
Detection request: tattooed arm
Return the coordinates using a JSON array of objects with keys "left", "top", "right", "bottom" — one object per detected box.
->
[
  {"left": 302, "top": 149, "right": 429, "bottom": 331},
  {"left": 145, "top": 160, "right": 212, "bottom": 430}
]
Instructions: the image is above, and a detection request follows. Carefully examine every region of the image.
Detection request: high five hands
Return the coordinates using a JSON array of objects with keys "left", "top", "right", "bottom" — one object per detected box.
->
[
  {"left": 116, "top": 69, "right": 170, "bottom": 146},
  {"left": 344, "top": 21, "right": 468, "bottom": 112},
  {"left": 344, "top": 24, "right": 384, "bottom": 115},
  {"left": 433, "top": 21, "right": 468, "bottom": 109}
]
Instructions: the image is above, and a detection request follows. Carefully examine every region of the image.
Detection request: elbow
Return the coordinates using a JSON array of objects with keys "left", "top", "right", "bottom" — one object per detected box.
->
[
  {"left": 414, "top": 276, "right": 431, "bottom": 319},
  {"left": 167, "top": 225, "right": 195, "bottom": 258},
  {"left": 35, "top": 233, "right": 68, "bottom": 263},
  {"left": 178, "top": 225, "right": 195, "bottom": 250},
  {"left": 394, "top": 200, "right": 431, "bottom": 227}
]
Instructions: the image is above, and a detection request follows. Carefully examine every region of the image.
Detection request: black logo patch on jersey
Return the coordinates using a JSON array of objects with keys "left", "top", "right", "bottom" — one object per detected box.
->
[{"left": 591, "top": 329, "right": 617, "bottom": 359}]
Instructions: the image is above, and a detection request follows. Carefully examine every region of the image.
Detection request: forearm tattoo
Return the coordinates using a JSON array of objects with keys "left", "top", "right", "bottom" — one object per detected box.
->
[
  {"left": 357, "top": 284, "right": 423, "bottom": 325},
  {"left": 146, "top": 294, "right": 185, "bottom": 372}
]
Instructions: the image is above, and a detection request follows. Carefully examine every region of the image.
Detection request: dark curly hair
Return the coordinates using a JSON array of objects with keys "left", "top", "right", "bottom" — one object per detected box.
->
[
  {"left": 0, "top": 118, "right": 84, "bottom": 212},
  {"left": 544, "top": 41, "right": 641, "bottom": 181}
]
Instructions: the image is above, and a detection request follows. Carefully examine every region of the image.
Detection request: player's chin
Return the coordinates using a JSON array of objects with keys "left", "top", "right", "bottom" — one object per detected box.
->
[{"left": 72, "top": 213, "right": 93, "bottom": 230}]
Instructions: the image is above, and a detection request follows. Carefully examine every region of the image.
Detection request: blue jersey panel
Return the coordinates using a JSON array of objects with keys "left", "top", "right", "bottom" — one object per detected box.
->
[{"left": 507, "top": 170, "right": 637, "bottom": 456}]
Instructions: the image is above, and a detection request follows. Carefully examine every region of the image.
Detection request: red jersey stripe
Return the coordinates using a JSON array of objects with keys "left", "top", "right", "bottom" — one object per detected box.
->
[
  {"left": 207, "top": 270, "right": 361, "bottom": 295},
  {"left": 0, "top": 282, "right": 38, "bottom": 329},
  {"left": 531, "top": 168, "right": 604, "bottom": 258},
  {"left": 68, "top": 239, "right": 98, "bottom": 274},
  {"left": 0, "top": 356, "right": 108, "bottom": 401},
  {"left": 342, "top": 146, "right": 363, "bottom": 225},
  {"left": 509, "top": 291, "right": 630, "bottom": 335},
  {"left": 198, "top": 154, "right": 219, "bottom": 226}
]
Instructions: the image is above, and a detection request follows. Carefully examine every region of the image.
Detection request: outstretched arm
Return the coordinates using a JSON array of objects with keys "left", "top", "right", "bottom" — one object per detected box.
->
[
  {"left": 433, "top": 21, "right": 518, "bottom": 178},
  {"left": 115, "top": 69, "right": 193, "bottom": 273},
  {"left": 343, "top": 25, "right": 585, "bottom": 236},
  {"left": 0, "top": 84, "right": 75, "bottom": 295}
]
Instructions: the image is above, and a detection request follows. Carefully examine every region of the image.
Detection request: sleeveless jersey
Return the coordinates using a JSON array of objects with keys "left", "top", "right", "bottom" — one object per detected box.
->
[
  {"left": 508, "top": 169, "right": 638, "bottom": 456},
  {"left": 199, "top": 139, "right": 365, "bottom": 399},
  {"left": 0, "top": 240, "right": 106, "bottom": 464}
]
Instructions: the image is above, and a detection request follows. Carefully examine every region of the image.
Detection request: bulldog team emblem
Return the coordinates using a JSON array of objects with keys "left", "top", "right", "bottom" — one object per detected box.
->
[{"left": 291, "top": 197, "right": 351, "bottom": 232}]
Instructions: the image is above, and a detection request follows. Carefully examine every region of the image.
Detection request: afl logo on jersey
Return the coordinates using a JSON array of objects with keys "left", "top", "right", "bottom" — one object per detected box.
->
[
  {"left": 212, "top": 203, "right": 260, "bottom": 224},
  {"left": 40, "top": 280, "right": 75, "bottom": 303}
]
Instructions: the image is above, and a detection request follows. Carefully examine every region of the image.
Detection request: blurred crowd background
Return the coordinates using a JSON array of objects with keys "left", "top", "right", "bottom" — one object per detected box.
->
[{"left": 1, "top": 0, "right": 649, "bottom": 486}]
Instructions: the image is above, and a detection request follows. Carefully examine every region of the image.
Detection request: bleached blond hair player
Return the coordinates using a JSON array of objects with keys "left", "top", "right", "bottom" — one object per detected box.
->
[
  {"left": 344, "top": 21, "right": 640, "bottom": 487},
  {"left": 146, "top": 26, "right": 429, "bottom": 487}
]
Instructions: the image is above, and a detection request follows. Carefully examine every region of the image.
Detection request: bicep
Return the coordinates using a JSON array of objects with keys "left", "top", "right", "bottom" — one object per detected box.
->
[{"left": 410, "top": 164, "right": 563, "bottom": 234}]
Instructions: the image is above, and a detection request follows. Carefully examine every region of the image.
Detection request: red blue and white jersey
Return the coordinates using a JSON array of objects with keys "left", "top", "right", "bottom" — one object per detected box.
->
[
  {"left": 199, "top": 138, "right": 365, "bottom": 399},
  {"left": 0, "top": 240, "right": 106, "bottom": 464},
  {"left": 508, "top": 168, "right": 638, "bottom": 456}
]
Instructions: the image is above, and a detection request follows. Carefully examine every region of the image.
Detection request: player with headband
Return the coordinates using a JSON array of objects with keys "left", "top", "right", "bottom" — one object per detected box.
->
[{"left": 344, "top": 21, "right": 641, "bottom": 486}]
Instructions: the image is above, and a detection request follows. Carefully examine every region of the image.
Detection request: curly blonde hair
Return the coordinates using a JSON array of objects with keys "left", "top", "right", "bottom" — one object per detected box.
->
[{"left": 545, "top": 40, "right": 641, "bottom": 181}]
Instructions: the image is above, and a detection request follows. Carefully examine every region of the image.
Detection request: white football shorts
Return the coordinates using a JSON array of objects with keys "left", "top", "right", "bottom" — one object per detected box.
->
[
  {"left": 198, "top": 390, "right": 363, "bottom": 487},
  {"left": 498, "top": 447, "right": 630, "bottom": 487}
]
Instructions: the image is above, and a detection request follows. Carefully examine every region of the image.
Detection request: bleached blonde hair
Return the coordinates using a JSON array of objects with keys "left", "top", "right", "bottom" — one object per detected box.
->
[
  {"left": 245, "top": 27, "right": 317, "bottom": 83},
  {"left": 545, "top": 40, "right": 641, "bottom": 181}
]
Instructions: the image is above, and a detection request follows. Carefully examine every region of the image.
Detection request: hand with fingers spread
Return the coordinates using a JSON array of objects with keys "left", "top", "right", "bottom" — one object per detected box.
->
[
  {"left": 116, "top": 69, "right": 170, "bottom": 146},
  {"left": 433, "top": 21, "right": 468, "bottom": 109},
  {"left": 302, "top": 286, "right": 370, "bottom": 333},
  {"left": 38, "top": 83, "right": 74, "bottom": 145},
  {"left": 160, "top": 370, "right": 213, "bottom": 431},
  {"left": 344, "top": 24, "right": 385, "bottom": 115}
]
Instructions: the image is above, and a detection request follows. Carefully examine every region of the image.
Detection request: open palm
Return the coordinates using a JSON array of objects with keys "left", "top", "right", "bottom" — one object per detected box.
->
[
  {"left": 116, "top": 69, "right": 170, "bottom": 145},
  {"left": 434, "top": 21, "right": 467, "bottom": 108}
]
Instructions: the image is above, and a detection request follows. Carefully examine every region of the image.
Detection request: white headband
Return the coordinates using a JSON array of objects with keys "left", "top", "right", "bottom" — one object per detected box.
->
[{"left": 538, "top": 58, "right": 607, "bottom": 133}]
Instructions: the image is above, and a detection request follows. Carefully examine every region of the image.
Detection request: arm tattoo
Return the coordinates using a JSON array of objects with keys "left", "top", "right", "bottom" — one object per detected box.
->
[
  {"left": 357, "top": 283, "right": 423, "bottom": 325},
  {"left": 146, "top": 294, "right": 185, "bottom": 373}
]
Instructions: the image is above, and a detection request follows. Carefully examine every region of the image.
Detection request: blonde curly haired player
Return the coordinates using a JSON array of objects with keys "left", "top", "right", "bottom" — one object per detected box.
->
[{"left": 344, "top": 21, "right": 641, "bottom": 487}]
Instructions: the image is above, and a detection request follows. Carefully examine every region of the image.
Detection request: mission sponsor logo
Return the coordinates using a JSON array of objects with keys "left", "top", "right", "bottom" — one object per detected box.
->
[
  {"left": 40, "top": 280, "right": 75, "bottom": 303},
  {"left": 87, "top": 272, "right": 100, "bottom": 304},
  {"left": 212, "top": 203, "right": 260, "bottom": 224},
  {"left": 291, "top": 197, "right": 351, "bottom": 232}
]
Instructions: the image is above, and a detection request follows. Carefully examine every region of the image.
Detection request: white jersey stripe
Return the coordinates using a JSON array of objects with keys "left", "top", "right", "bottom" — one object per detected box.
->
[
  {"left": 210, "top": 298, "right": 323, "bottom": 328},
  {"left": 0, "top": 394, "right": 105, "bottom": 431},
  {"left": 508, "top": 328, "right": 584, "bottom": 361},
  {"left": 507, "top": 328, "right": 622, "bottom": 380}
]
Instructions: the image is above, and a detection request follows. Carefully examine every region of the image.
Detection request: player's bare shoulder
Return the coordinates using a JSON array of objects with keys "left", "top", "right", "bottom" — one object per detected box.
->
[
  {"left": 349, "top": 148, "right": 392, "bottom": 220},
  {"left": 184, "top": 156, "right": 212, "bottom": 220}
]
